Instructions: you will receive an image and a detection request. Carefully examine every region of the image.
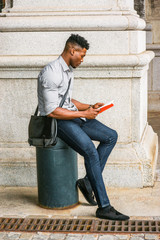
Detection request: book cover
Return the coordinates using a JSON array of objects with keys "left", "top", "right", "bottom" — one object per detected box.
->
[{"left": 98, "top": 101, "right": 114, "bottom": 114}]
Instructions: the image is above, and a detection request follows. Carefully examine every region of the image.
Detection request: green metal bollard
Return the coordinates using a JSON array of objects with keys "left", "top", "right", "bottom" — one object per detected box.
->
[{"left": 36, "top": 138, "right": 78, "bottom": 209}]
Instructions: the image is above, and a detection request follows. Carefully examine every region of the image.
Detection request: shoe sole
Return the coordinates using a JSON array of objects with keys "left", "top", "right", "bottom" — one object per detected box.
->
[
  {"left": 77, "top": 181, "right": 97, "bottom": 206},
  {"left": 96, "top": 214, "right": 130, "bottom": 221}
]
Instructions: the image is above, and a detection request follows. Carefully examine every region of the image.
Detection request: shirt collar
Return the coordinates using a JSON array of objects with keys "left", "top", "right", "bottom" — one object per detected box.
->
[{"left": 59, "top": 56, "right": 72, "bottom": 72}]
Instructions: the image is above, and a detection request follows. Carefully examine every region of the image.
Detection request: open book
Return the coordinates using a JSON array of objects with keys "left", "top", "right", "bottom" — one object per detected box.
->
[{"left": 98, "top": 101, "right": 114, "bottom": 114}]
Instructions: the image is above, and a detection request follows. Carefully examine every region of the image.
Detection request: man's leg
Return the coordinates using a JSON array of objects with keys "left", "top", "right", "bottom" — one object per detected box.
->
[
  {"left": 82, "top": 118, "right": 118, "bottom": 172},
  {"left": 57, "top": 118, "right": 129, "bottom": 220},
  {"left": 79, "top": 118, "right": 117, "bottom": 198},
  {"left": 57, "top": 118, "right": 110, "bottom": 208}
]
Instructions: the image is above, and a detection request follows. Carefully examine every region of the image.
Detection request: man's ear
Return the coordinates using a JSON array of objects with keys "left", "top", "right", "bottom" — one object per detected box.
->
[{"left": 70, "top": 48, "right": 75, "bottom": 56}]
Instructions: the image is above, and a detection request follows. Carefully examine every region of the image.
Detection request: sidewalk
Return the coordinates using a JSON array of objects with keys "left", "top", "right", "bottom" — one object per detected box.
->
[
  {"left": 0, "top": 113, "right": 159, "bottom": 240},
  {"left": 0, "top": 232, "right": 159, "bottom": 240}
]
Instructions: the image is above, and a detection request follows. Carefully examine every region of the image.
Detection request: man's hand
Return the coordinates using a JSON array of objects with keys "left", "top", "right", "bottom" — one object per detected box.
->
[
  {"left": 92, "top": 102, "right": 104, "bottom": 109},
  {"left": 83, "top": 107, "right": 100, "bottom": 119}
]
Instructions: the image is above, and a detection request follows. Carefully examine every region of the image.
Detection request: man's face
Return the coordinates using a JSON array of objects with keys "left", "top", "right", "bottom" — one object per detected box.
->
[{"left": 70, "top": 47, "right": 87, "bottom": 68}]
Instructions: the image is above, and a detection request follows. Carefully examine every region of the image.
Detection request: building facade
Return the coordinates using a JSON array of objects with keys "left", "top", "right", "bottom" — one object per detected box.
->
[{"left": 0, "top": 0, "right": 158, "bottom": 187}]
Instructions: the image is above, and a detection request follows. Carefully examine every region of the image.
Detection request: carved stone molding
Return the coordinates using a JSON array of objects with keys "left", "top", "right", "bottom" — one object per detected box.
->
[{"left": 146, "top": 0, "right": 160, "bottom": 19}]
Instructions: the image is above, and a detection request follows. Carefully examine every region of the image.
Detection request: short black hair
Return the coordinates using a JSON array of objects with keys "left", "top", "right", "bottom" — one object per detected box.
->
[{"left": 65, "top": 34, "right": 90, "bottom": 50}]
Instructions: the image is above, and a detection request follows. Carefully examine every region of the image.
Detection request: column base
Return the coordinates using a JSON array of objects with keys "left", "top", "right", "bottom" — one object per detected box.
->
[
  {"left": 0, "top": 125, "right": 158, "bottom": 187},
  {"left": 78, "top": 124, "right": 158, "bottom": 188}
]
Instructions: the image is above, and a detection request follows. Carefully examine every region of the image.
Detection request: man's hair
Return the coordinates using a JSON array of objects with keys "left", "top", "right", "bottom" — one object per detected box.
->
[{"left": 65, "top": 34, "right": 90, "bottom": 50}]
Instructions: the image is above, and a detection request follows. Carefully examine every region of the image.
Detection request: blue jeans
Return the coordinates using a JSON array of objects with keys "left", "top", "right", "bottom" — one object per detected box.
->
[{"left": 57, "top": 118, "right": 118, "bottom": 208}]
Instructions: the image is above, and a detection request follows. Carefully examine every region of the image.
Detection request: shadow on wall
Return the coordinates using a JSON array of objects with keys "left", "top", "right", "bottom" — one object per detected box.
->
[
  {"left": 134, "top": 0, "right": 145, "bottom": 18},
  {"left": 0, "top": 0, "right": 5, "bottom": 12}
]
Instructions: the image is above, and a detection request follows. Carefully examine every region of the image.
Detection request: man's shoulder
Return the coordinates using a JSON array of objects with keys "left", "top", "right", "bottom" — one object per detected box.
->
[
  {"left": 38, "top": 57, "right": 62, "bottom": 87},
  {"left": 42, "top": 57, "right": 61, "bottom": 74}
]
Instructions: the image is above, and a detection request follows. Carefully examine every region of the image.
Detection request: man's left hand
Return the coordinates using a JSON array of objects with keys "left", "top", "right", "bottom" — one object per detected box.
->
[{"left": 92, "top": 102, "right": 104, "bottom": 109}]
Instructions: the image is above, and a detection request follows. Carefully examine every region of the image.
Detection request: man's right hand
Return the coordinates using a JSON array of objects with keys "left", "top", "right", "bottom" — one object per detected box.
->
[{"left": 83, "top": 107, "right": 100, "bottom": 119}]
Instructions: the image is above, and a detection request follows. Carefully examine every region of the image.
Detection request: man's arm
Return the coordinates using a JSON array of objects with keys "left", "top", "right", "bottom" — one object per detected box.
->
[
  {"left": 71, "top": 99, "right": 90, "bottom": 111},
  {"left": 47, "top": 106, "right": 100, "bottom": 120},
  {"left": 72, "top": 98, "right": 104, "bottom": 110}
]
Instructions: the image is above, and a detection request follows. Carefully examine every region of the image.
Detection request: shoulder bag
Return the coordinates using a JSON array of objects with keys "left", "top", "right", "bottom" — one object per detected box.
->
[{"left": 28, "top": 78, "right": 71, "bottom": 148}]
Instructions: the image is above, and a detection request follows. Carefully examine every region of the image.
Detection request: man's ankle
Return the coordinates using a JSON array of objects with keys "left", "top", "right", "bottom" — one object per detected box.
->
[{"left": 99, "top": 204, "right": 111, "bottom": 210}]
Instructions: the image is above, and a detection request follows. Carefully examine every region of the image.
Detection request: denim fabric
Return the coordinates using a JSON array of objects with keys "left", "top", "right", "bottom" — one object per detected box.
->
[{"left": 57, "top": 118, "right": 118, "bottom": 208}]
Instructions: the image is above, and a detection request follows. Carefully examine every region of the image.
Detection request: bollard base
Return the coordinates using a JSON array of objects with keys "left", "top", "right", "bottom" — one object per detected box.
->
[
  {"left": 38, "top": 201, "right": 80, "bottom": 210},
  {"left": 36, "top": 138, "right": 78, "bottom": 209}
]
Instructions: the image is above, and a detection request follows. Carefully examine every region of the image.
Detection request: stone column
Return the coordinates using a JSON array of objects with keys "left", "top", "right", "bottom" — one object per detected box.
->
[
  {"left": 0, "top": 0, "right": 158, "bottom": 187},
  {"left": 145, "top": 0, "right": 160, "bottom": 112}
]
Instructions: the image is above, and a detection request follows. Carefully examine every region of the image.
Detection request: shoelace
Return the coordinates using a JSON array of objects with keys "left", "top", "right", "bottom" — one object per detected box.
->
[{"left": 110, "top": 207, "right": 121, "bottom": 215}]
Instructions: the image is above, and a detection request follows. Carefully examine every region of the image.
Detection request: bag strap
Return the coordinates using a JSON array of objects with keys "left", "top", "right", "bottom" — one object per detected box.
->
[
  {"left": 34, "top": 78, "right": 71, "bottom": 116},
  {"left": 59, "top": 78, "right": 71, "bottom": 108}
]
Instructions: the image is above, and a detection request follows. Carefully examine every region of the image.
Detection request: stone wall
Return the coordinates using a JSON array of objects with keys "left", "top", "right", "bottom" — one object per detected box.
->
[{"left": 0, "top": 0, "right": 158, "bottom": 187}]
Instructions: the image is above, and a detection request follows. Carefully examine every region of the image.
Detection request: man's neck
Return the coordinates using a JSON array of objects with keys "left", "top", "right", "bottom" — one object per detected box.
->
[{"left": 61, "top": 52, "right": 70, "bottom": 66}]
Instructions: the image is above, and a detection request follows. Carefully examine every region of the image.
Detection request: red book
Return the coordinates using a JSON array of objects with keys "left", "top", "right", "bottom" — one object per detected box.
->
[{"left": 98, "top": 101, "right": 114, "bottom": 114}]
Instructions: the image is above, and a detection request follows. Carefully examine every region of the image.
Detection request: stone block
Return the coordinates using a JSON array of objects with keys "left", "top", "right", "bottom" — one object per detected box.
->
[
  {"left": 99, "top": 235, "right": 117, "bottom": 240},
  {"left": 130, "top": 237, "right": 144, "bottom": 240},
  {"left": 146, "top": 30, "right": 153, "bottom": 44},
  {"left": 148, "top": 61, "right": 153, "bottom": 91},
  {"left": 6, "top": 232, "right": 21, "bottom": 239},
  {"left": 152, "top": 21, "right": 160, "bottom": 44},
  {"left": 115, "top": 235, "right": 129, "bottom": 240},
  {"left": 148, "top": 91, "right": 160, "bottom": 112},
  {"left": 0, "top": 232, "right": 6, "bottom": 238},
  {"left": 103, "top": 163, "right": 143, "bottom": 187},
  {"left": 19, "top": 232, "right": 33, "bottom": 240},
  {"left": 0, "top": 79, "right": 37, "bottom": 142},
  {"left": 147, "top": 42, "right": 160, "bottom": 110},
  {"left": 152, "top": 56, "right": 160, "bottom": 90},
  {"left": 65, "top": 234, "right": 83, "bottom": 240},
  {"left": 81, "top": 234, "right": 98, "bottom": 240},
  {"left": 0, "top": 160, "right": 37, "bottom": 186},
  {"left": 0, "top": 15, "right": 145, "bottom": 31},
  {"left": 118, "top": 0, "right": 134, "bottom": 10},
  {"left": 0, "top": 31, "right": 130, "bottom": 56},
  {"left": 145, "top": 234, "right": 159, "bottom": 240},
  {"left": 0, "top": 30, "right": 147, "bottom": 56},
  {"left": 32, "top": 233, "right": 50, "bottom": 240},
  {"left": 129, "top": 31, "right": 146, "bottom": 54},
  {"left": 11, "top": 0, "right": 117, "bottom": 12},
  {"left": 48, "top": 233, "right": 67, "bottom": 240}
]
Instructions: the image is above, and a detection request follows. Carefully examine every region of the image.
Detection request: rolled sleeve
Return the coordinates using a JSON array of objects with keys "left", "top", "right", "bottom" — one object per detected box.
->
[
  {"left": 42, "top": 86, "right": 59, "bottom": 115},
  {"left": 40, "top": 66, "right": 61, "bottom": 115}
]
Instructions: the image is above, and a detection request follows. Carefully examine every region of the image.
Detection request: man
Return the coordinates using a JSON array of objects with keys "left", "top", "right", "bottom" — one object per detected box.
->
[{"left": 38, "top": 34, "right": 129, "bottom": 220}]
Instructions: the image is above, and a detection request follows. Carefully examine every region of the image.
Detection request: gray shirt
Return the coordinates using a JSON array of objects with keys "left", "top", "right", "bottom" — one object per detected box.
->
[{"left": 38, "top": 56, "right": 78, "bottom": 116}]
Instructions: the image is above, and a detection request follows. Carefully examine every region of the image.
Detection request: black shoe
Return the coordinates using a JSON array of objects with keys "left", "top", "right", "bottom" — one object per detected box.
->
[
  {"left": 76, "top": 178, "right": 97, "bottom": 206},
  {"left": 96, "top": 205, "right": 130, "bottom": 221}
]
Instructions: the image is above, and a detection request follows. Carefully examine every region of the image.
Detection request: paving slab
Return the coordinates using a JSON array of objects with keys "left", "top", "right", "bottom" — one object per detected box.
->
[
  {"left": 81, "top": 234, "right": 99, "bottom": 240},
  {"left": 48, "top": 233, "right": 67, "bottom": 240},
  {"left": 0, "top": 184, "right": 160, "bottom": 219}
]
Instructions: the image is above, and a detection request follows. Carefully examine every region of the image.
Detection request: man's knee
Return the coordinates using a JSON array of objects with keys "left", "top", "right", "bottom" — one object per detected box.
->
[
  {"left": 113, "top": 130, "right": 118, "bottom": 142},
  {"left": 108, "top": 129, "right": 118, "bottom": 145}
]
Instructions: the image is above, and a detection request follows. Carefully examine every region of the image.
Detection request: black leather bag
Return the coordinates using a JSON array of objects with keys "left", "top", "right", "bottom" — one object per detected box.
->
[
  {"left": 28, "top": 78, "right": 71, "bottom": 148},
  {"left": 28, "top": 109, "right": 57, "bottom": 147}
]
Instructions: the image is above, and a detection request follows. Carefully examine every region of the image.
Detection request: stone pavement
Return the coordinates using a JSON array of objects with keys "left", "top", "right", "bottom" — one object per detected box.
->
[
  {"left": 0, "top": 232, "right": 159, "bottom": 240},
  {"left": 0, "top": 113, "right": 159, "bottom": 240}
]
